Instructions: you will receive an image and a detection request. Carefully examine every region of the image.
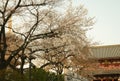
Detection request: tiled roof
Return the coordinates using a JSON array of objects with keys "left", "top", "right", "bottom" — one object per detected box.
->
[{"left": 90, "top": 44, "right": 120, "bottom": 59}]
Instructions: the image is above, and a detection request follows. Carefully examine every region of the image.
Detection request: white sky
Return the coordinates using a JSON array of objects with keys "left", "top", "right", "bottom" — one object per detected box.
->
[{"left": 73, "top": 0, "right": 120, "bottom": 45}]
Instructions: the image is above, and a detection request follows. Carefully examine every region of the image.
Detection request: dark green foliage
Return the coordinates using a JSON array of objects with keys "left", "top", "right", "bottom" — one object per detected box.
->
[
  {"left": 25, "top": 68, "right": 64, "bottom": 81},
  {"left": 0, "top": 68, "right": 64, "bottom": 81},
  {"left": 0, "top": 69, "right": 27, "bottom": 81}
]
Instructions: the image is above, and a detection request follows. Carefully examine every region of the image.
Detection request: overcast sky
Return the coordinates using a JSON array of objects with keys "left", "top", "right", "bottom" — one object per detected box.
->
[{"left": 73, "top": 0, "right": 120, "bottom": 45}]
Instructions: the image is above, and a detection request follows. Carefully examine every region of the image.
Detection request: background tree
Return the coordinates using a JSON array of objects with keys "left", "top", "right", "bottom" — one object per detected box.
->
[
  {"left": 33, "top": 3, "right": 94, "bottom": 76},
  {"left": 0, "top": 0, "right": 61, "bottom": 73}
]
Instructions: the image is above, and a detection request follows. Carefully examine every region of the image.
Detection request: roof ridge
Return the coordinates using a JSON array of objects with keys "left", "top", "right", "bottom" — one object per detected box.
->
[{"left": 90, "top": 44, "right": 120, "bottom": 48}]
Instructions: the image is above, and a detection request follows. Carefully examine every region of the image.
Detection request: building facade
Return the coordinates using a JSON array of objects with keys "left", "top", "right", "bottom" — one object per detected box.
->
[{"left": 90, "top": 44, "right": 120, "bottom": 81}]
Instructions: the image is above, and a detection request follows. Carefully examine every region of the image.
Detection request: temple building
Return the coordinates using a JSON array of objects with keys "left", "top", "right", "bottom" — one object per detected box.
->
[{"left": 90, "top": 44, "right": 120, "bottom": 81}]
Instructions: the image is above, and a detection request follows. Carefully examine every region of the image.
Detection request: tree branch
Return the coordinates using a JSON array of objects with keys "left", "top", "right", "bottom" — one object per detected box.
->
[{"left": 19, "top": 3, "right": 46, "bottom": 7}]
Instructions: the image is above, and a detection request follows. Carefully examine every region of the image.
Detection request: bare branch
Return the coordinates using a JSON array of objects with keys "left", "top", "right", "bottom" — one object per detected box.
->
[
  {"left": 19, "top": 3, "right": 46, "bottom": 7},
  {"left": 30, "top": 31, "right": 58, "bottom": 41}
]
